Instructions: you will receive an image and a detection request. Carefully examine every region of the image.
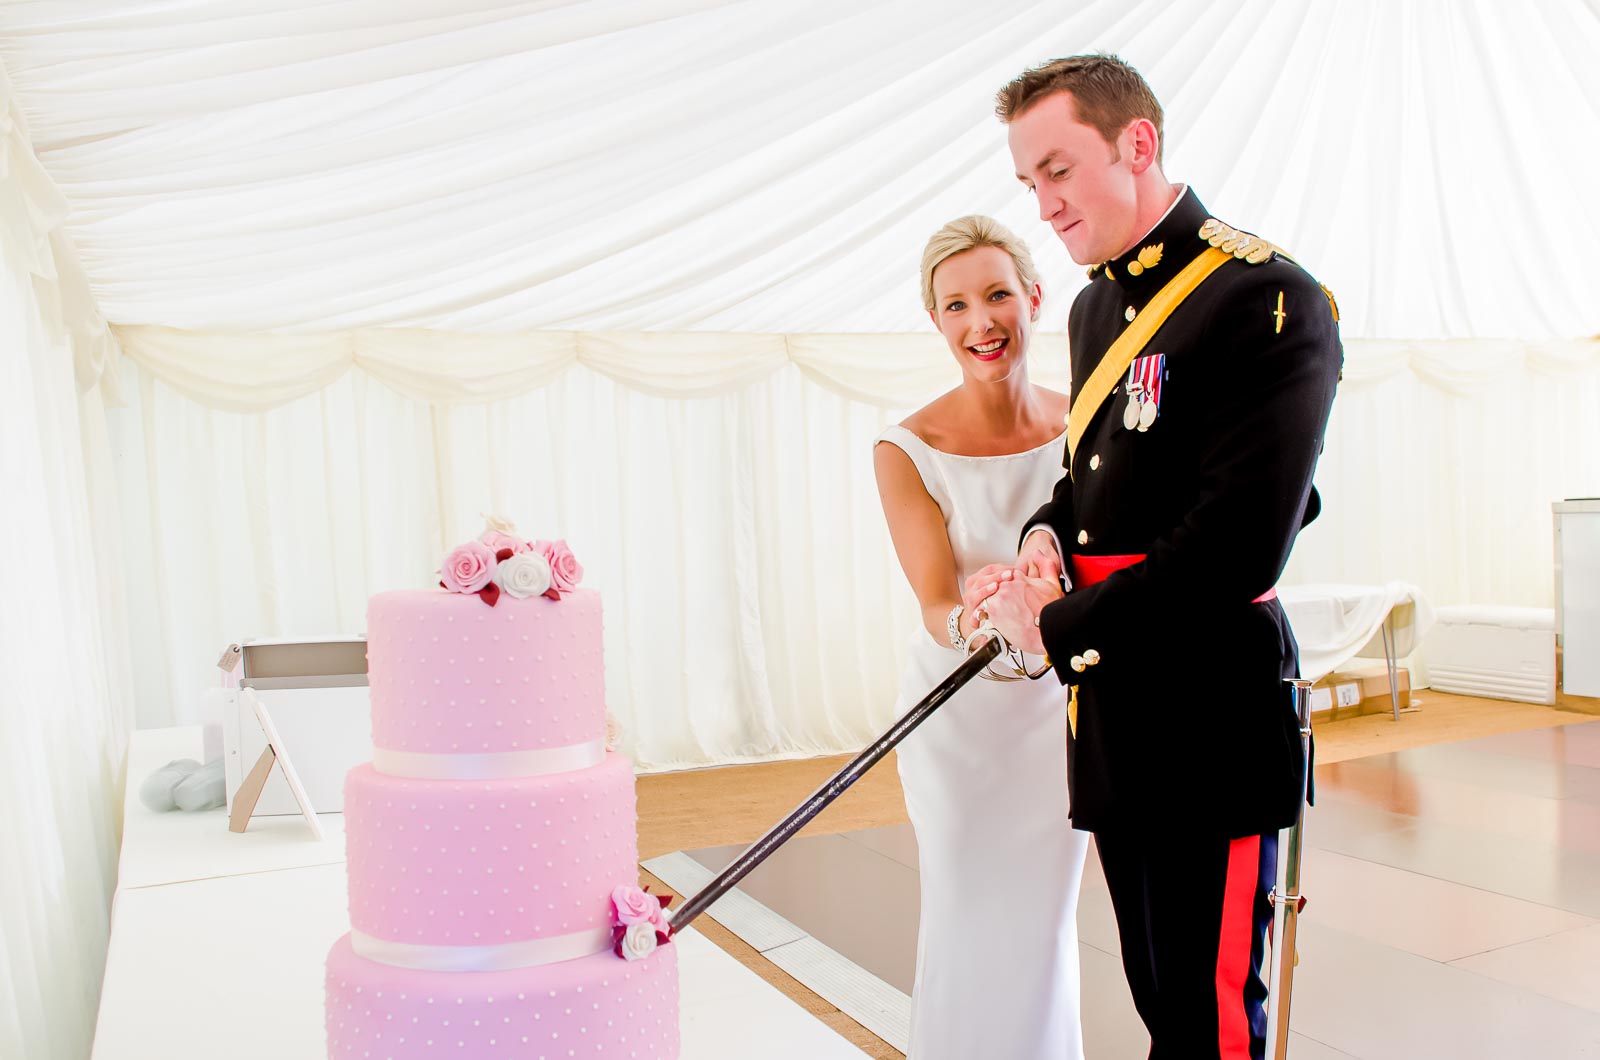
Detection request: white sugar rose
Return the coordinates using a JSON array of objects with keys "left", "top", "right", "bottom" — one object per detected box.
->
[
  {"left": 481, "top": 513, "right": 518, "bottom": 535},
  {"left": 494, "top": 552, "right": 551, "bottom": 599},
  {"left": 619, "top": 920, "right": 659, "bottom": 962}
]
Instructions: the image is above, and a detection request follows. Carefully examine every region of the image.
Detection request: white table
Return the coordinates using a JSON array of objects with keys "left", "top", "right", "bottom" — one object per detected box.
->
[
  {"left": 116, "top": 726, "right": 348, "bottom": 889},
  {"left": 94, "top": 728, "right": 867, "bottom": 1059},
  {"left": 1278, "top": 582, "right": 1435, "bottom": 718}
]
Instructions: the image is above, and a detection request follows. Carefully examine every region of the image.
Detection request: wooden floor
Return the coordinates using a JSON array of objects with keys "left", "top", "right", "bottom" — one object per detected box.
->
[{"left": 636, "top": 689, "right": 1598, "bottom": 1058}]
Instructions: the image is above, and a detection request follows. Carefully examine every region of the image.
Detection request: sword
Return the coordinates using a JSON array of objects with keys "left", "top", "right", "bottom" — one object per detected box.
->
[
  {"left": 1268, "top": 678, "right": 1314, "bottom": 1059},
  {"left": 667, "top": 633, "right": 1005, "bottom": 936}
]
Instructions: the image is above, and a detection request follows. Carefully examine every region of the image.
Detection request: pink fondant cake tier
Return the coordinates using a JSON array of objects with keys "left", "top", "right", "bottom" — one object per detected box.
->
[
  {"left": 345, "top": 754, "right": 638, "bottom": 948},
  {"left": 326, "top": 933, "right": 679, "bottom": 1060},
  {"left": 367, "top": 588, "right": 605, "bottom": 756}
]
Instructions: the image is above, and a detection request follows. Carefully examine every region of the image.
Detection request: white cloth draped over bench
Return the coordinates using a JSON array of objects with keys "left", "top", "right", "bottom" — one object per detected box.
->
[{"left": 1278, "top": 582, "right": 1436, "bottom": 683}]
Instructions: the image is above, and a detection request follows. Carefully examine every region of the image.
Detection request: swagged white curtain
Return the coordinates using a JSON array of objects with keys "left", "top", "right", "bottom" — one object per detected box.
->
[
  {"left": 111, "top": 358, "right": 942, "bottom": 763},
  {"left": 7, "top": 3, "right": 1600, "bottom": 749},
  {"left": 0, "top": 63, "right": 131, "bottom": 1060},
  {"left": 108, "top": 331, "right": 1600, "bottom": 751}
]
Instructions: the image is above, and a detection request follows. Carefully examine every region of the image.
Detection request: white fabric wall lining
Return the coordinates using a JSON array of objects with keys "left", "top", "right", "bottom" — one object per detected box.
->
[
  {"left": 0, "top": 62, "right": 132, "bottom": 1060},
  {"left": 111, "top": 338, "right": 1600, "bottom": 756}
]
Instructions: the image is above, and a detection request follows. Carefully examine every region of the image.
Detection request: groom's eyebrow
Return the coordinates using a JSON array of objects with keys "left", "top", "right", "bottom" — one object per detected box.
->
[{"left": 1017, "top": 150, "right": 1059, "bottom": 181}]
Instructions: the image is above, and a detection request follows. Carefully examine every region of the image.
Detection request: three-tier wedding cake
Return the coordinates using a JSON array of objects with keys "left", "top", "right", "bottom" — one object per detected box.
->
[{"left": 326, "top": 520, "right": 679, "bottom": 1059}]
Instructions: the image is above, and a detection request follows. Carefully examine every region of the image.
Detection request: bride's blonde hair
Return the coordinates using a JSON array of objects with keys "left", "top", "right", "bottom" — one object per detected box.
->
[{"left": 920, "top": 215, "right": 1041, "bottom": 312}]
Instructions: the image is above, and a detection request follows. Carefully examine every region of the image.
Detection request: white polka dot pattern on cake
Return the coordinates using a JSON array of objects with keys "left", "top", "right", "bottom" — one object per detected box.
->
[
  {"left": 330, "top": 582, "right": 677, "bottom": 1058},
  {"left": 326, "top": 936, "right": 680, "bottom": 1059},
  {"left": 367, "top": 589, "right": 606, "bottom": 755},
  {"left": 344, "top": 757, "right": 637, "bottom": 947}
]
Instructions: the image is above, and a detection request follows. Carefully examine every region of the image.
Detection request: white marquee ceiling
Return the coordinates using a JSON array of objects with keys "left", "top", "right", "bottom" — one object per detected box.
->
[{"left": 4, "top": 0, "right": 1598, "bottom": 343}]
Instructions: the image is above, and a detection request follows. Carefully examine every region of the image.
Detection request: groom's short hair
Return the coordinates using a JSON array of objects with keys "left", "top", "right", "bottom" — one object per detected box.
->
[{"left": 996, "top": 54, "right": 1165, "bottom": 166}]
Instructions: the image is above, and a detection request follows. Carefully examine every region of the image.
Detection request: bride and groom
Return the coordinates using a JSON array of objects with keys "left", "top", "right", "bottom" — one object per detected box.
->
[{"left": 874, "top": 55, "right": 1342, "bottom": 1059}]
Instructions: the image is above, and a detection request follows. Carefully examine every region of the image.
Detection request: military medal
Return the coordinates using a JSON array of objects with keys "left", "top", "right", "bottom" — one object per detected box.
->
[
  {"left": 1124, "top": 353, "right": 1166, "bottom": 431},
  {"left": 1123, "top": 392, "right": 1142, "bottom": 430}
]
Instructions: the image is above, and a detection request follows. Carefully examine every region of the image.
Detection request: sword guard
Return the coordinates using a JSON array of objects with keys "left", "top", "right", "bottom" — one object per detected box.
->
[
  {"left": 1268, "top": 887, "right": 1308, "bottom": 913},
  {"left": 968, "top": 624, "right": 1053, "bottom": 681}
]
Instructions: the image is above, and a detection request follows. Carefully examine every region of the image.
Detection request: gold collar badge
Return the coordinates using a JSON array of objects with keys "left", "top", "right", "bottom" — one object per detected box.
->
[{"left": 1125, "top": 243, "right": 1163, "bottom": 277}]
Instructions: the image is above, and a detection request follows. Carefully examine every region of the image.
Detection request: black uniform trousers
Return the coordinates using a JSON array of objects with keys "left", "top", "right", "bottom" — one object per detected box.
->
[{"left": 1095, "top": 827, "right": 1278, "bottom": 1060}]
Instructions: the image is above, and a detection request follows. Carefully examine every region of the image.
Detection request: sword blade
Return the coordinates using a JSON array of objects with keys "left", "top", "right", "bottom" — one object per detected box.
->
[{"left": 667, "top": 635, "right": 1004, "bottom": 935}]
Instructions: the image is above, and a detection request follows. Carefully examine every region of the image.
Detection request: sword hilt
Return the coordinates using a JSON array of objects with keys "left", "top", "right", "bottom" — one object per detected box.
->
[{"left": 968, "top": 623, "right": 1052, "bottom": 681}]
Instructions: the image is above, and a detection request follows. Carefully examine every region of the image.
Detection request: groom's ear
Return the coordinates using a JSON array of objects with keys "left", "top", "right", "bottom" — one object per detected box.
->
[{"left": 1125, "top": 117, "right": 1160, "bottom": 175}]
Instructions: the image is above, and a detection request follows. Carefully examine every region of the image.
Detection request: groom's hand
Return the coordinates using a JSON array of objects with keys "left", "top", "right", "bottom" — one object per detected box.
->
[
  {"left": 983, "top": 574, "right": 1061, "bottom": 656},
  {"left": 1020, "top": 529, "right": 1064, "bottom": 585}
]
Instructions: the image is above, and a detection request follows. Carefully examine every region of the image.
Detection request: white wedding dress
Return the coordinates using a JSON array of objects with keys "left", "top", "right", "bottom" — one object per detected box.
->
[{"left": 876, "top": 425, "right": 1088, "bottom": 1060}]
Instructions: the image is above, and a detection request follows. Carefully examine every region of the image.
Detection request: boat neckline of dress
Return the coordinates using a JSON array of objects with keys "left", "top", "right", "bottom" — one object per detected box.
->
[{"left": 886, "top": 424, "right": 1068, "bottom": 461}]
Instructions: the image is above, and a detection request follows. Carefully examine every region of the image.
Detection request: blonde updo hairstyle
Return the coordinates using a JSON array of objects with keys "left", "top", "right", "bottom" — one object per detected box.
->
[{"left": 919, "top": 215, "right": 1042, "bottom": 314}]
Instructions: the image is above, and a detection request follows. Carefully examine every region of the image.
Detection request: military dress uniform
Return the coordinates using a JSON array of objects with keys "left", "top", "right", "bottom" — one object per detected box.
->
[{"left": 1024, "top": 187, "right": 1342, "bottom": 1060}]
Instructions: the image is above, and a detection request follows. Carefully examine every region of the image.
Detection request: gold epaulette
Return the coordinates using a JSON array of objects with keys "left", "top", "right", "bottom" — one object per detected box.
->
[
  {"left": 1201, "top": 218, "right": 1340, "bottom": 322},
  {"left": 1199, "top": 218, "right": 1277, "bottom": 264}
]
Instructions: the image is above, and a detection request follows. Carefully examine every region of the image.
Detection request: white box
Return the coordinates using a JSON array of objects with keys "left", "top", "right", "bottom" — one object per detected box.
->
[
  {"left": 222, "top": 637, "right": 372, "bottom": 817},
  {"left": 1555, "top": 499, "right": 1600, "bottom": 697},
  {"left": 1423, "top": 606, "right": 1556, "bottom": 705}
]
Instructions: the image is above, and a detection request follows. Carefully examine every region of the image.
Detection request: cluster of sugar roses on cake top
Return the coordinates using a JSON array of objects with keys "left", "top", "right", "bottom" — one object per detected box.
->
[{"left": 437, "top": 515, "right": 584, "bottom": 606}]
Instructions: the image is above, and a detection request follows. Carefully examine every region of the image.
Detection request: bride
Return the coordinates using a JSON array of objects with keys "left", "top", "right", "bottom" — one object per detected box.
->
[{"left": 874, "top": 215, "right": 1088, "bottom": 1059}]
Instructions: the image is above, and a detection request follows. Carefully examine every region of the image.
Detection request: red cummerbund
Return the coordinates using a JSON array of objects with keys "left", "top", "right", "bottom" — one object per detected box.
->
[{"left": 1068, "top": 553, "right": 1277, "bottom": 603}]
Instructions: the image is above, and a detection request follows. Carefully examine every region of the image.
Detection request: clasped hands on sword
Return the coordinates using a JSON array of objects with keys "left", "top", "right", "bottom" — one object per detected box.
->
[{"left": 962, "top": 529, "right": 1067, "bottom": 658}]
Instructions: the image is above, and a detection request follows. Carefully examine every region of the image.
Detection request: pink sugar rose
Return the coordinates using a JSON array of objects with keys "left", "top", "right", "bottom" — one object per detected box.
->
[
  {"left": 536, "top": 539, "right": 584, "bottom": 593},
  {"left": 479, "top": 530, "right": 531, "bottom": 556},
  {"left": 612, "top": 885, "right": 659, "bottom": 927},
  {"left": 440, "top": 540, "right": 497, "bottom": 594}
]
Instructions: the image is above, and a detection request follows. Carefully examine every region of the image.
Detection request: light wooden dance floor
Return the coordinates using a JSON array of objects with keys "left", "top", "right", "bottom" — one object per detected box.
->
[{"left": 648, "top": 719, "right": 1600, "bottom": 1058}]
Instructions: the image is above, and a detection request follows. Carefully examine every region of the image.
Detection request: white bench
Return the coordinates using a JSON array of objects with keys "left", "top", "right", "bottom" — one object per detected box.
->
[{"left": 1424, "top": 605, "right": 1557, "bottom": 705}]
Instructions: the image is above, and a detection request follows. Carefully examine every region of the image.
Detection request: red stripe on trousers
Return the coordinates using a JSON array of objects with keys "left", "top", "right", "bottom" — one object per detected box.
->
[{"left": 1215, "top": 835, "right": 1261, "bottom": 1059}]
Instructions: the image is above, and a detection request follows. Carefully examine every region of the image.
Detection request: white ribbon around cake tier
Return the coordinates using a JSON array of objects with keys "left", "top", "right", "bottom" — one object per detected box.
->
[
  {"left": 372, "top": 740, "right": 606, "bottom": 780},
  {"left": 350, "top": 925, "right": 615, "bottom": 971}
]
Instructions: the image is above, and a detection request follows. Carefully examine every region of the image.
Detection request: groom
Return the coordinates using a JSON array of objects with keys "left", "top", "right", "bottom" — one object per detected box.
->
[{"left": 971, "top": 55, "right": 1341, "bottom": 1060}]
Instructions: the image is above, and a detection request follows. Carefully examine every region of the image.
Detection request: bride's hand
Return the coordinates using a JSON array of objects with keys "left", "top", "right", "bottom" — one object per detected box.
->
[{"left": 962, "top": 563, "right": 1017, "bottom": 620}]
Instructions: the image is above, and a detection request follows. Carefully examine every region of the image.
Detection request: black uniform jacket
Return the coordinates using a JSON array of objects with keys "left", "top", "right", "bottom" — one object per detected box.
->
[{"left": 1027, "top": 187, "right": 1342, "bottom": 838}]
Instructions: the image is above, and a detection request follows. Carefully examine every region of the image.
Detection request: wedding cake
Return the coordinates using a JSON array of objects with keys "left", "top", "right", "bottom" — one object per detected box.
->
[{"left": 326, "top": 520, "right": 679, "bottom": 1059}]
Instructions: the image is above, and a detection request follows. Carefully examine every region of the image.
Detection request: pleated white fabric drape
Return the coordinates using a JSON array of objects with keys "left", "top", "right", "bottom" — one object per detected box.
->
[
  {"left": 0, "top": 62, "right": 132, "bottom": 1060},
  {"left": 5, "top": 0, "right": 1599, "bottom": 369},
  {"left": 111, "top": 329, "right": 1600, "bottom": 752},
  {"left": 110, "top": 357, "right": 929, "bottom": 763}
]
